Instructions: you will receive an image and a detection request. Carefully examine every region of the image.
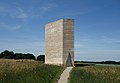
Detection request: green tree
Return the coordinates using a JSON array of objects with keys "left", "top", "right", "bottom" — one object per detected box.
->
[
  {"left": 37, "top": 55, "right": 45, "bottom": 62},
  {"left": 0, "top": 50, "right": 14, "bottom": 59}
]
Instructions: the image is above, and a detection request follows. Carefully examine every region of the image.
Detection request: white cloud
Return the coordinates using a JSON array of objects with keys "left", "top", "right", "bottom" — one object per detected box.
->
[
  {"left": 0, "top": 2, "right": 56, "bottom": 21},
  {"left": 76, "top": 34, "right": 120, "bottom": 45},
  {"left": 75, "top": 50, "right": 120, "bottom": 61},
  {"left": 100, "top": 37, "right": 120, "bottom": 44},
  {"left": 75, "top": 41, "right": 85, "bottom": 48},
  {"left": 9, "top": 8, "right": 29, "bottom": 20},
  {"left": 11, "top": 25, "right": 22, "bottom": 30},
  {"left": 16, "top": 8, "right": 28, "bottom": 19},
  {"left": 74, "top": 34, "right": 120, "bottom": 61},
  {"left": 41, "top": 3, "right": 56, "bottom": 11},
  {"left": 76, "top": 50, "right": 120, "bottom": 55},
  {"left": 0, "top": 40, "right": 44, "bottom": 56},
  {"left": 0, "top": 23, "right": 22, "bottom": 31},
  {"left": 60, "top": 2, "right": 111, "bottom": 17}
]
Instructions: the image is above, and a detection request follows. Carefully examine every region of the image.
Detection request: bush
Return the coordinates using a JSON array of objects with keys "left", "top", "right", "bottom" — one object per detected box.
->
[
  {"left": 37, "top": 55, "right": 45, "bottom": 62},
  {"left": 14, "top": 53, "right": 35, "bottom": 60},
  {"left": 0, "top": 50, "right": 35, "bottom": 60},
  {"left": 0, "top": 50, "right": 15, "bottom": 59}
]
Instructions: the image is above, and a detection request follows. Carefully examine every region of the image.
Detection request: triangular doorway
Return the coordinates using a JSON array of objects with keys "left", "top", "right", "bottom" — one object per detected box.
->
[{"left": 66, "top": 52, "right": 72, "bottom": 67}]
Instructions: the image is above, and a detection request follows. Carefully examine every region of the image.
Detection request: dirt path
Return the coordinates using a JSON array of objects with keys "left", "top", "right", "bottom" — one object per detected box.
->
[{"left": 58, "top": 67, "right": 73, "bottom": 83}]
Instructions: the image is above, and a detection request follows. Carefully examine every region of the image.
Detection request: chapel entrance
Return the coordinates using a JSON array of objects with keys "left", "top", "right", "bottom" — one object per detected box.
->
[{"left": 66, "top": 52, "right": 72, "bottom": 67}]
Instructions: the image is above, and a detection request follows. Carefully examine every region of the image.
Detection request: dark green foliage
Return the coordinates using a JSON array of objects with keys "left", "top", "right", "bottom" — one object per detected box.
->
[
  {"left": 0, "top": 50, "right": 15, "bottom": 59},
  {"left": 0, "top": 65, "right": 64, "bottom": 83},
  {"left": 75, "top": 61, "right": 120, "bottom": 65},
  {"left": 74, "top": 63, "right": 95, "bottom": 67},
  {"left": 0, "top": 50, "right": 35, "bottom": 60},
  {"left": 37, "top": 55, "right": 45, "bottom": 62},
  {"left": 14, "top": 53, "right": 35, "bottom": 59}
]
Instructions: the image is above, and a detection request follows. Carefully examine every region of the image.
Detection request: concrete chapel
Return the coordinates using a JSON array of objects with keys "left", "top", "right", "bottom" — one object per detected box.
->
[{"left": 45, "top": 19, "right": 74, "bottom": 67}]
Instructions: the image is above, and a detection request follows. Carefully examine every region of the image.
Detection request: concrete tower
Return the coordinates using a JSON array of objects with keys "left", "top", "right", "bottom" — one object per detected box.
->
[{"left": 45, "top": 19, "right": 74, "bottom": 67}]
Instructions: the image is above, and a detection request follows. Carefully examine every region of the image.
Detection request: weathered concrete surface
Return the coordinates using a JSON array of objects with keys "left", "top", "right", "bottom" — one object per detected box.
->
[
  {"left": 45, "top": 19, "right": 74, "bottom": 66},
  {"left": 58, "top": 67, "right": 73, "bottom": 83},
  {"left": 63, "top": 19, "right": 74, "bottom": 67},
  {"left": 45, "top": 19, "right": 63, "bottom": 65}
]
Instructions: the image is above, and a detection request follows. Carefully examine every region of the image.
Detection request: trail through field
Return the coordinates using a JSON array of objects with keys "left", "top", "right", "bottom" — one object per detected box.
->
[{"left": 58, "top": 67, "right": 73, "bottom": 83}]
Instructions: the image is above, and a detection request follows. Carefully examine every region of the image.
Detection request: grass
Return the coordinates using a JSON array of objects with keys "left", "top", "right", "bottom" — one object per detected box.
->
[
  {"left": 0, "top": 59, "right": 64, "bottom": 83},
  {"left": 69, "top": 66, "right": 120, "bottom": 83}
]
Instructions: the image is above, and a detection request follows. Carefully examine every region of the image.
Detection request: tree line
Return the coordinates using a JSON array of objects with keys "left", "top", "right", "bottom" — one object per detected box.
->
[
  {"left": 0, "top": 50, "right": 45, "bottom": 62},
  {"left": 75, "top": 61, "right": 120, "bottom": 65}
]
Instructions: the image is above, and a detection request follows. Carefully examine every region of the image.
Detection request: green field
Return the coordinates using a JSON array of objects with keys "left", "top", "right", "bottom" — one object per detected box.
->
[
  {"left": 0, "top": 59, "right": 64, "bottom": 83},
  {"left": 69, "top": 66, "right": 120, "bottom": 83}
]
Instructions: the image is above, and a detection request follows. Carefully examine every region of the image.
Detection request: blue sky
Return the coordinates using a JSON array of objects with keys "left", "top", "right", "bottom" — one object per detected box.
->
[{"left": 0, "top": 0, "right": 120, "bottom": 61}]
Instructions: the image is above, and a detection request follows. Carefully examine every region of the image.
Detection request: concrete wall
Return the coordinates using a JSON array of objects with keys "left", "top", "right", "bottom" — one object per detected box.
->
[
  {"left": 63, "top": 19, "right": 74, "bottom": 66},
  {"left": 45, "top": 19, "right": 63, "bottom": 65},
  {"left": 45, "top": 19, "right": 74, "bottom": 66}
]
